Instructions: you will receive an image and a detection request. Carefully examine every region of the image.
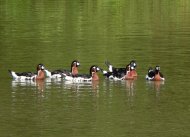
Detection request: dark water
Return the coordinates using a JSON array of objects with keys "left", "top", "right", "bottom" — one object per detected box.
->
[{"left": 0, "top": 0, "right": 190, "bottom": 137}]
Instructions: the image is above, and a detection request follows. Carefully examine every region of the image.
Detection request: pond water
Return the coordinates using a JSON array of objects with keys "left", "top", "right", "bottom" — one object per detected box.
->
[{"left": 0, "top": 0, "right": 190, "bottom": 137}]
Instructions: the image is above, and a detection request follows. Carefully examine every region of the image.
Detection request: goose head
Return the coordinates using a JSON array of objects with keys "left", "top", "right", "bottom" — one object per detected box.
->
[
  {"left": 90, "top": 65, "right": 100, "bottom": 81},
  {"left": 37, "top": 64, "right": 45, "bottom": 71},
  {"left": 155, "top": 66, "right": 160, "bottom": 74},
  {"left": 71, "top": 60, "right": 80, "bottom": 68},
  {"left": 130, "top": 60, "right": 137, "bottom": 68},
  {"left": 89, "top": 65, "right": 100, "bottom": 74}
]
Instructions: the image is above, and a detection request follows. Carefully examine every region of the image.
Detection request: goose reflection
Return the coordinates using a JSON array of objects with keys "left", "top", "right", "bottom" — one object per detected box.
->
[
  {"left": 154, "top": 81, "right": 164, "bottom": 92},
  {"left": 36, "top": 80, "right": 45, "bottom": 92},
  {"left": 11, "top": 78, "right": 53, "bottom": 92},
  {"left": 146, "top": 80, "right": 165, "bottom": 99},
  {"left": 125, "top": 80, "right": 135, "bottom": 105},
  {"left": 63, "top": 80, "right": 99, "bottom": 93},
  {"left": 11, "top": 79, "right": 36, "bottom": 88},
  {"left": 146, "top": 80, "right": 165, "bottom": 92},
  {"left": 91, "top": 80, "right": 99, "bottom": 90}
]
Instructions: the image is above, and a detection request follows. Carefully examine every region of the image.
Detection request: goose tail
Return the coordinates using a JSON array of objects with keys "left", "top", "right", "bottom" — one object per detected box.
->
[
  {"left": 105, "top": 60, "right": 113, "bottom": 72},
  {"left": 8, "top": 70, "right": 19, "bottom": 79}
]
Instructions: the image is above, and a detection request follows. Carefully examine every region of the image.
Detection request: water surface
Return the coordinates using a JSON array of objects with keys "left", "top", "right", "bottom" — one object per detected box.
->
[{"left": 0, "top": 0, "right": 190, "bottom": 137}]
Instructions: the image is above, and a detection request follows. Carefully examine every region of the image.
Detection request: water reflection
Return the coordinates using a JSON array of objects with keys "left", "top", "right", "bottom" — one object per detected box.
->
[
  {"left": 91, "top": 80, "right": 99, "bottom": 91},
  {"left": 11, "top": 79, "right": 37, "bottom": 89},
  {"left": 63, "top": 80, "right": 99, "bottom": 93},
  {"left": 102, "top": 79, "right": 136, "bottom": 106},
  {"left": 11, "top": 78, "right": 100, "bottom": 93},
  {"left": 11, "top": 79, "right": 48, "bottom": 91},
  {"left": 146, "top": 81, "right": 165, "bottom": 98},
  {"left": 125, "top": 80, "right": 136, "bottom": 106},
  {"left": 146, "top": 81, "right": 165, "bottom": 92},
  {"left": 36, "top": 80, "right": 45, "bottom": 92}
]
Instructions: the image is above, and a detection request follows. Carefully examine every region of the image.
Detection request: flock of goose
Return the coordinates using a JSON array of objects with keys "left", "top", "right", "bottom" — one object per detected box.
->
[{"left": 9, "top": 60, "right": 165, "bottom": 83}]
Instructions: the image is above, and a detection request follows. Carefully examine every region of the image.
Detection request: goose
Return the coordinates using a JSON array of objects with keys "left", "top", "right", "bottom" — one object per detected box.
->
[
  {"left": 146, "top": 66, "right": 165, "bottom": 81},
  {"left": 9, "top": 64, "right": 51, "bottom": 80},
  {"left": 102, "top": 60, "right": 137, "bottom": 80},
  {"left": 101, "top": 64, "right": 135, "bottom": 80},
  {"left": 103, "top": 60, "right": 126, "bottom": 78},
  {"left": 49, "top": 60, "right": 80, "bottom": 79},
  {"left": 64, "top": 65, "right": 101, "bottom": 83},
  {"left": 8, "top": 70, "right": 36, "bottom": 80}
]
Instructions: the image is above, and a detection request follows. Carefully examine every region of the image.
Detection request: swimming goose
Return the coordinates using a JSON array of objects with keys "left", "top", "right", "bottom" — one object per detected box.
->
[
  {"left": 104, "top": 60, "right": 126, "bottom": 78},
  {"left": 49, "top": 60, "right": 80, "bottom": 79},
  {"left": 64, "top": 65, "right": 101, "bottom": 83},
  {"left": 102, "top": 60, "right": 137, "bottom": 80},
  {"left": 9, "top": 64, "right": 51, "bottom": 80},
  {"left": 8, "top": 70, "right": 36, "bottom": 80},
  {"left": 146, "top": 66, "right": 165, "bottom": 81}
]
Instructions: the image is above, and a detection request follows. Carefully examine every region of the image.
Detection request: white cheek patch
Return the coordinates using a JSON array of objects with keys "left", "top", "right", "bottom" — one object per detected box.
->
[{"left": 156, "top": 66, "right": 160, "bottom": 70}]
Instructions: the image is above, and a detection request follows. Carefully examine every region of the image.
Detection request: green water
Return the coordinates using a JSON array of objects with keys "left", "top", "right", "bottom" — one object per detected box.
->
[{"left": 0, "top": 0, "right": 190, "bottom": 137}]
